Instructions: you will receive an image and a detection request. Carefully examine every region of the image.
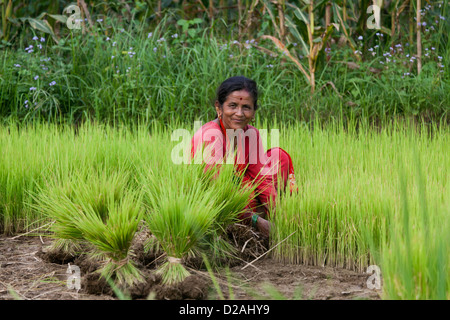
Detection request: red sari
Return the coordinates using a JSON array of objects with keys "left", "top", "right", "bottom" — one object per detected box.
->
[{"left": 191, "top": 119, "right": 297, "bottom": 223}]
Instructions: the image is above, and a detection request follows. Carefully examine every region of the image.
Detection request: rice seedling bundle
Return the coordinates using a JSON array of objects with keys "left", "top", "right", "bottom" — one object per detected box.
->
[
  {"left": 141, "top": 146, "right": 258, "bottom": 284},
  {"left": 33, "top": 170, "right": 144, "bottom": 286},
  {"left": 141, "top": 164, "right": 222, "bottom": 285},
  {"left": 192, "top": 155, "right": 259, "bottom": 262}
]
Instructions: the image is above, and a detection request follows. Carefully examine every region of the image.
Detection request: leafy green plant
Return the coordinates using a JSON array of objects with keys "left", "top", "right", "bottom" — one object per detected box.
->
[{"left": 176, "top": 18, "right": 203, "bottom": 42}]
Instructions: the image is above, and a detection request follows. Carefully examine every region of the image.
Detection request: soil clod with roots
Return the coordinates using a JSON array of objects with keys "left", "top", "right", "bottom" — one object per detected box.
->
[
  {"left": 226, "top": 223, "right": 269, "bottom": 261},
  {"left": 1, "top": 234, "right": 381, "bottom": 300},
  {"left": 33, "top": 223, "right": 268, "bottom": 300}
]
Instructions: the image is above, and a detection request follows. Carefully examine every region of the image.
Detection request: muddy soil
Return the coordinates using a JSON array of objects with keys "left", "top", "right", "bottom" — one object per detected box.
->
[{"left": 0, "top": 227, "right": 381, "bottom": 300}]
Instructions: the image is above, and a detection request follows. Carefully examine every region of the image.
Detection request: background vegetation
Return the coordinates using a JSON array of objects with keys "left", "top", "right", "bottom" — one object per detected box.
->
[{"left": 0, "top": 0, "right": 448, "bottom": 125}]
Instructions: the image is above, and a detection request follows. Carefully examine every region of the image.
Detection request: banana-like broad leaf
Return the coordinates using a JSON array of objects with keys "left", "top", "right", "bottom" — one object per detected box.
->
[
  {"left": 47, "top": 14, "right": 68, "bottom": 24},
  {"left": 331, "top": 2, "right": 359, "bottom": 60},
  {"left": 19, "top": 17, "right": 59, "bottom": 43},
  {"left": 294, "top": 6, "right": 309, "bottom": 26},
  {"left": 37, "top": 12, "right": 68, "bottom": 26}
]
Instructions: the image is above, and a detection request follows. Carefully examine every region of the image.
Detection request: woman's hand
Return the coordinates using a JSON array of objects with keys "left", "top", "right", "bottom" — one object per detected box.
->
[{"left": 256, "top": 216, "right": 270, "bottom": 238}]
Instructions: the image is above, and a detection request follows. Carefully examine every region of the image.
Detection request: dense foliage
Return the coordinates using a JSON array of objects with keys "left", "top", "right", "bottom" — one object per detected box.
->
[{"left": 0, "top": 1, "right": 448, "bottom": 125}]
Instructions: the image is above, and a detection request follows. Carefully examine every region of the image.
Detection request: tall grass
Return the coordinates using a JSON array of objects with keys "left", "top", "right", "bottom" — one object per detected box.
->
[
  {"left": 378, "top": 155, "right": 450, "bottom": 299},
  {"left": 270, "top": 118, "right": 450, "bottom": 275}
]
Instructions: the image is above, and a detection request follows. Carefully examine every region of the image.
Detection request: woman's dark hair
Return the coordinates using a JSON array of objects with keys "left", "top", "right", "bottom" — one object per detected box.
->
[{"left": 215, "top": 76, "right": 259, "bottom": 111}]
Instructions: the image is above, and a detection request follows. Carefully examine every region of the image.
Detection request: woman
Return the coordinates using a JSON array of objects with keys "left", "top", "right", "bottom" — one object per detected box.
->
[{"left": 191, "top": 76, "right": 297, "bottom": 238}]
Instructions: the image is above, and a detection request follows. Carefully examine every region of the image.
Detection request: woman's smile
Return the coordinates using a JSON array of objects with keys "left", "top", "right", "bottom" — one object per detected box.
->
[{"left": 216, "top": 90, "right": 255, "bottom": 130}]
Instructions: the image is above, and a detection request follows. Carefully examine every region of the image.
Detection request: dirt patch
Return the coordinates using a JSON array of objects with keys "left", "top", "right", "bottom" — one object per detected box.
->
[
  {"left": 0, "top": 229, "right": 381, "bottom": 300},
  {"left": 226, "top": 259, "right": 380, "bottom": 300}
]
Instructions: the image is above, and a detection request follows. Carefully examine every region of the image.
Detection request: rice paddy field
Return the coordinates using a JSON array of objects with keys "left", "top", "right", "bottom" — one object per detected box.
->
[
  {"left": 0, "top": 0, "right": 449, "bottom": 303},
  {"left": 0, "top": 118, "right": 448, "bottom": 300}
]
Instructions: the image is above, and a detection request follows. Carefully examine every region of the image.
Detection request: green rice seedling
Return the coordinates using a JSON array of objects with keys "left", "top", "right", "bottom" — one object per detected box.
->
[
  {"left": 0, "top": 120, "right": 142, "bottom": 234},
  {"left": 33, "top": 169, "right": 129, "bottom": 239},
  {"left": 142, "top": 164, "right": 223, "bottom": 285},
  {"left": 0, "top": 121, "right": 60, "bottom": 234},
  {"left": 378, "top": 155, "right": 450, "bottom": 300},
  {"left": 270, "top": 117, "right": 449, "bottom": 275},
  {"left": 73, "top": 190, "right": 144, "bottom": 287},
  {"left": 33, "top": 170, "right": 144, "bottom": 287}
]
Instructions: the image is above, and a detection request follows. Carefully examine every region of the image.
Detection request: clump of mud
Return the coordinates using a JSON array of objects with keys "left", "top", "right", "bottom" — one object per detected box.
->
[
  {"left": 153, "top": 273, "right": 211, "bottom": 300},
  {"left": 81, "top": 268, "right": 211, "bottom": 300},
  {"left": 36, "top": 239, "right": 90, "bottom": 265}
]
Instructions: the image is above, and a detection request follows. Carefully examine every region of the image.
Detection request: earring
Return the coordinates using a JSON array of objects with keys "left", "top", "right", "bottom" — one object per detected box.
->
[{"left": 218, "top": 114, "right": 222, "bottom": 120}]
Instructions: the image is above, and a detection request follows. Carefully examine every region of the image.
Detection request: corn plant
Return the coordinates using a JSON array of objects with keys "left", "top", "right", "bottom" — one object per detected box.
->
[
  {"left": 0, "top": 0, "right": 12, "bottom": 41},
  {"left": 261, "top": 0, "right": 337, "bottom": 93}
]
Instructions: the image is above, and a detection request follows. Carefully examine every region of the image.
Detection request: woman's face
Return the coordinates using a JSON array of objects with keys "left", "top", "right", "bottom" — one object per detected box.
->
[{"left": 215, "top": 90, "right": 255, "bottom": 130}]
